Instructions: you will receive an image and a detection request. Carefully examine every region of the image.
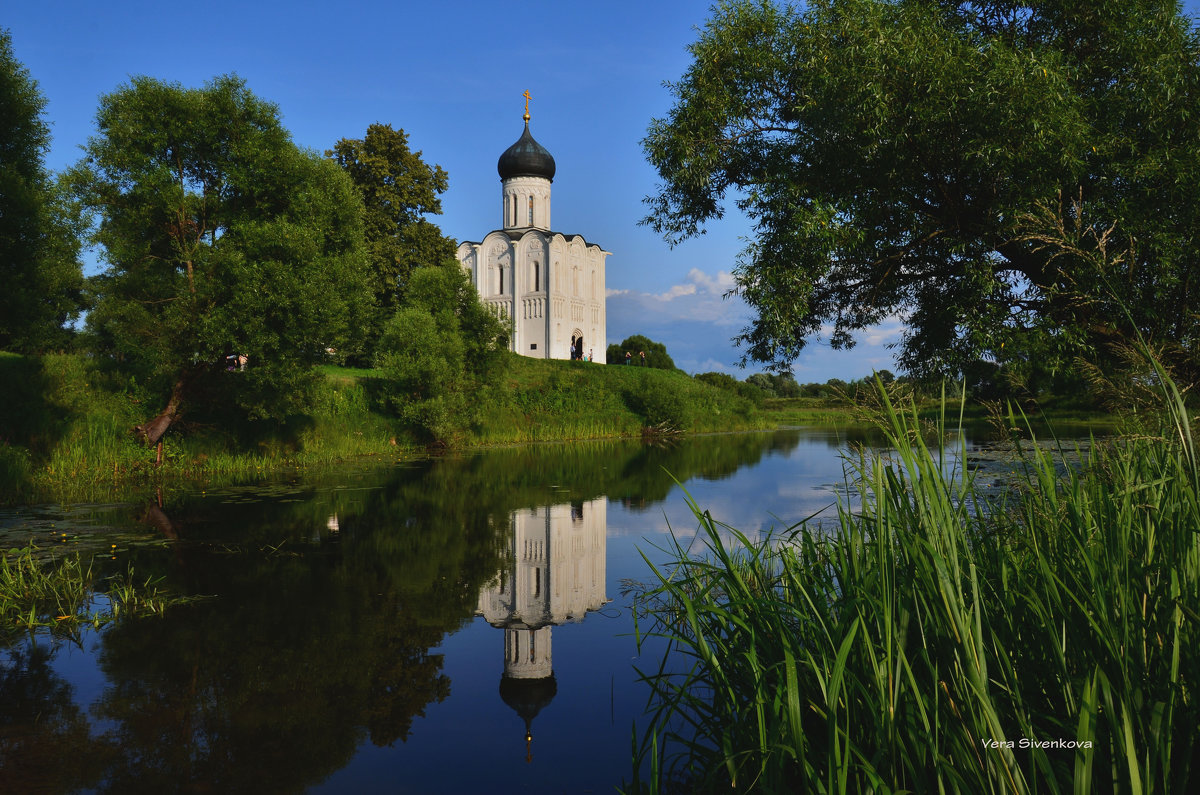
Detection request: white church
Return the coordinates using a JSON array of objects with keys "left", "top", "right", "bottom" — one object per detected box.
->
[{"left": 457, "top": 97, "right": 608, "bottom": 362}]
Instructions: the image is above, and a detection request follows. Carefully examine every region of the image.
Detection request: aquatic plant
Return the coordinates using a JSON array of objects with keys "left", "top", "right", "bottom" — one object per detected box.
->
[
  {"left": 1, "top": 543, "right": 187, "bottom": 639},
  {"left": 628, "top": 369, "right": 1199, "bottom": 793}
]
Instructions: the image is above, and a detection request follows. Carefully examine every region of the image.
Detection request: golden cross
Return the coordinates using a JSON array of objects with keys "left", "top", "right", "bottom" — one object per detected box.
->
[{"left": 523, "top": 90, "right": 531, "bottom": 121}]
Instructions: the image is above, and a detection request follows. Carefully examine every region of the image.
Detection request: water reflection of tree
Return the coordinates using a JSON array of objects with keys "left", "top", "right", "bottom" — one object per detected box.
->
[
  {"left": 405, "top": 428, "right": 810, "bottom": 511},
  {"left": 0, "top": 643, "right": 115, "bottom": 792},
  {"left": 86, "top": 471, "right": 512, "bottom": 793},
  {"left": 4, "top": 429, "right": 818, "bottom": 791},
  {"left": 92, "top": 556, "right": 465, "bottom": 791}
]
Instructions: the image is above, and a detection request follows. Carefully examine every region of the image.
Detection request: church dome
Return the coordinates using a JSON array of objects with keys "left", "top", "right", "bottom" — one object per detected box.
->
[
  {"left": 498, "top": 121, "right": 556, "bottom": 182},
  {"left": 499, "top": 673, "right": 558, "bottom": 725}
]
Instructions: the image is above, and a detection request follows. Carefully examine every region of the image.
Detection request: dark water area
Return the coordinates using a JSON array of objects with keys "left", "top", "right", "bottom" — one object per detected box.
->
[{"left": 0, "top": 425, "right": 1063, "bottom": 794}]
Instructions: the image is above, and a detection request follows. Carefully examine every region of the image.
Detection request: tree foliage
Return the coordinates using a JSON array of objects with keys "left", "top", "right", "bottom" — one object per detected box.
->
[
  {"left": 0, "top": 29, "right": 85, "bottom": 353},
  {"left": 644, "top": 0, "right": 1200, "bottom": 379},
  {"left": 606, "top": 334, "right": 676, "bottom": 369},
  {"left": 374, "top": 265, "right": 508, "bottom": 442},
  {"left": 696, "top": 370, "right": 766, "bottom": 405},
  {"left": 328, "top": 123, "right": 455, "bottom": 346},
  {"left": 72, "top": 75, "right": 371, "bottom": 444}
]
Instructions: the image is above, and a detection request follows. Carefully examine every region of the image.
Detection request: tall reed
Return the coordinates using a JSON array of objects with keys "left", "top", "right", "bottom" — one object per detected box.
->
[
  {"left": 1, "top": 543, "right": 188, "bottom": 638},
  {"left": 628, "top": 374, "right": 1199, "bottom": 793}
]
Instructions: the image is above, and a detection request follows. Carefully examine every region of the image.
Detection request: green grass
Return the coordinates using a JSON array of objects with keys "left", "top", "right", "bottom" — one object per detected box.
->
[
  {"left": 0, "top": 352, "right": 768, "bottom": 504},
  {"left": 1, "top": 543, "right": 194, "bottom": 640},
  {"left": 474, "top": 356, "right": 763, "bottom": 444},
  {"left": 0, "top": 354, "right": 415, "bottom": 503},
  {"left": 627, "top": 371, "right": 1200, "bottom": 793},
  {"left": 1, "top": 349, "right": 1116, "bottom": 507}
]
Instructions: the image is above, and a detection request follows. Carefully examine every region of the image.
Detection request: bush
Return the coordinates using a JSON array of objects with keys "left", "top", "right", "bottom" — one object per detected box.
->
[
  {"left": 624, "top": 379, "right": 688, "bottom": 430},
  {"left": 374, "top": 266, "right": 507, "bottom": 442},
  {"left": 694, "top": 371, "right": 738, "bottom": 390}
]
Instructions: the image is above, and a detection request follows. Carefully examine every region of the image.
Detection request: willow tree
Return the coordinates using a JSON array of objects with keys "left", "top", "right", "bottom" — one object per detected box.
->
[
  {"left": 73, "top": 75, "right": 371, "bottom": 445},
  {"left": 644, "top": 0, "right": 1200, "bottom": 378}
]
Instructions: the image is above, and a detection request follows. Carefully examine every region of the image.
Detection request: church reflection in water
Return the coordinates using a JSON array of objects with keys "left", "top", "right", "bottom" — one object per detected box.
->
[{"left": 476, "top": 497, "right": 609, "bottom": 761}]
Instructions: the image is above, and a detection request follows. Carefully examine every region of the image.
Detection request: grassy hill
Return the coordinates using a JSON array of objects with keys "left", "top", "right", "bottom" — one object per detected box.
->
[
  {"left": 0, "top": 352, "right": 763, "bottom": 504},
  {"left": 471, "top": 355, "right": 761, "bottom": 443}
]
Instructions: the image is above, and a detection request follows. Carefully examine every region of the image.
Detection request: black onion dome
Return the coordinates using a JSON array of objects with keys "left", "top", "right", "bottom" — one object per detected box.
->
[
  {"left": 497, "top": 122, "right": 556, "bottom": 182},
  {"left": 499, "top": 673, "right": 558, "bottom": 729}
]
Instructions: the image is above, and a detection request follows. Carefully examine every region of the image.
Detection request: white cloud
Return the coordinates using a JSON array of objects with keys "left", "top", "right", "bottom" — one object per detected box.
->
[
  {"left": 607, "top": 268, "right": 749, "bottom": 327},
  {"left": 653, "top": 283, "right": 697, "bottom": 300},
  {"left": 862, "top": 315, "right": 906, "bottom": 347},
  {"left": 685, "top": 268, "right": 736, "bottom": 295},
  {"left": 691, "top": 358, "right": 739, "bottom": 374},
  {"left": 605, "top": 270, "right": 909, "bottom": 380}
]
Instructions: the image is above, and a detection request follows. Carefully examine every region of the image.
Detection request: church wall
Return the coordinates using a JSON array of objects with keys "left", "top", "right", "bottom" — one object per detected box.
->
[
  {"left": 546, "top": 235, "right": 607, "bottom": 362},
  {"left": 457, "top": 244, "right": 478, "bottom": 293},
  {"left": 473, "top": 233, "right": 515, "bottom": 346},
  {"left": 460, "top": 232, "right": 606, "bottom": 363},
  {"left": 517, "top": 234, "right": 548, "bottom": 356}
]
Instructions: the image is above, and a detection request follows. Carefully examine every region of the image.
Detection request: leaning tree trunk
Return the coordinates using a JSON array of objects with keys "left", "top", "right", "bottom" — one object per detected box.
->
[{"left": 133, "top": 378, "right": 186, "bottom": 447}]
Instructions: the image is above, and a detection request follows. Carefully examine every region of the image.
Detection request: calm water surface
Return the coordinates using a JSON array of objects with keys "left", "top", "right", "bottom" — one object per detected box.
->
[{"left": 2, "top": 427, "right": 943, "bottom": 793}]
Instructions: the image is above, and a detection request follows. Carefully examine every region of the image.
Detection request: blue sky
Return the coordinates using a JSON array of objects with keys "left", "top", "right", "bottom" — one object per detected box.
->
[{"left": 6, "top": 1, "right": 1198, "bottom": 379}]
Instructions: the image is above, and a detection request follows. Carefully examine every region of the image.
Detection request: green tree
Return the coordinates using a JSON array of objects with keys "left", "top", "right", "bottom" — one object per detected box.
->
[
  {"left": 745, "top": 373, "right": 775, "bottom": 397},
  {"left": 605, "top": 334, "right": 676, "bottom": 369},
  {"left": 375, "top": 265, "right": 507, "bottom": 442},
  {"left": 72, "top": 75, "right": 371, "bottom": 445},
  {"left": 768, "top": 372, "right": 801, "bottom": 398},
  {"left": 695, "top": 371, "right": 739, "bottom": 391},
  {"left": 328, "top": 123, "right": 455, "bottom": 350},
  {"left": 643, "top": 0, "right": 1200, "bottom": 379},
  {"left": 0, "top": 29, "right": 85, "bottom": 353}
]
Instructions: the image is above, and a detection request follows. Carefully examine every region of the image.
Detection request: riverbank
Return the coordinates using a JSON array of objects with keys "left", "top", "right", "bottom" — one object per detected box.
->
[
  {"left": 0, "top": 350, "right": 1123, "bottom": 507},
  {"left": 0, "top": 352, "right": 765, "bottom": 505}
]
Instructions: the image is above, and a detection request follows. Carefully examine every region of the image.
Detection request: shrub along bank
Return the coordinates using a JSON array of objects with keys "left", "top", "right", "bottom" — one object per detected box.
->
[{"left": 0, "top": 351, "right": 761, "bottom": 505}]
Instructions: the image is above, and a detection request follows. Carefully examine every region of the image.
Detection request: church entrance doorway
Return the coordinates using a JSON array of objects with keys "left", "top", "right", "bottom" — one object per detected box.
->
[{"left": 570, "top": 331, "right": 584, "bottom": 361}]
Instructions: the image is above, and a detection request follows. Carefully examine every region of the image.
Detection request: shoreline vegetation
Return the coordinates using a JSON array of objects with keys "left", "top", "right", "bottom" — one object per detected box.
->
[
  {"left": 1, "top": 350, "right": 767, "bottom": 507},
  {"left": 0, "top": 351, "right": 1116, "bottom": 509},
  {"left": 625, "top": 366, "right": 1200, "bottom": 793},
  {"left": 1, "top": 542, "right": 197, "bottom": 640},
  {"left": 0, "top": 347, "right": 1124, "bottom": 648}
]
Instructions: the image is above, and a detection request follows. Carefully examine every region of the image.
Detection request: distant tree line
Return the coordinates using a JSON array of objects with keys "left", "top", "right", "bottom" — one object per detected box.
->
[{"left": 695, "top": 370, "right": 896, "bottom": 404}]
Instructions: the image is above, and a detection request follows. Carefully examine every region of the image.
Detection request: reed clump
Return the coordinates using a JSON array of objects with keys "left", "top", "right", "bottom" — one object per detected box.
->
[
  {"left": 1, "top": 543, "right": 188, "bottom": 639},
  {"left": 628, "top": 368, "right": 1199, "bottom": 793}
]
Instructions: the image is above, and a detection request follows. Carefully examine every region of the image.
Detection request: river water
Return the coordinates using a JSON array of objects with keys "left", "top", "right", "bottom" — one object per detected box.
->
[{"left": 3, "top": 425, "right": 1040, "bottom": 793}]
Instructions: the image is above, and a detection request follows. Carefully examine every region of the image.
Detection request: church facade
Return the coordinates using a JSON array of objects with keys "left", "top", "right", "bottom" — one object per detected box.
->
[{"left": 456, "top": 103, "right": 608, "bottom": 362}]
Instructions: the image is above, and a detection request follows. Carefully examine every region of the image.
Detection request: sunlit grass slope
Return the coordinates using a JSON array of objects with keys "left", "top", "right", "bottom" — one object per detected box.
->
[
  {"left": 0, "top": 352, "right": 762, "bottom": 504},
  {"left": 474, "top": 355, "right": 761, "bottom": 443}
]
